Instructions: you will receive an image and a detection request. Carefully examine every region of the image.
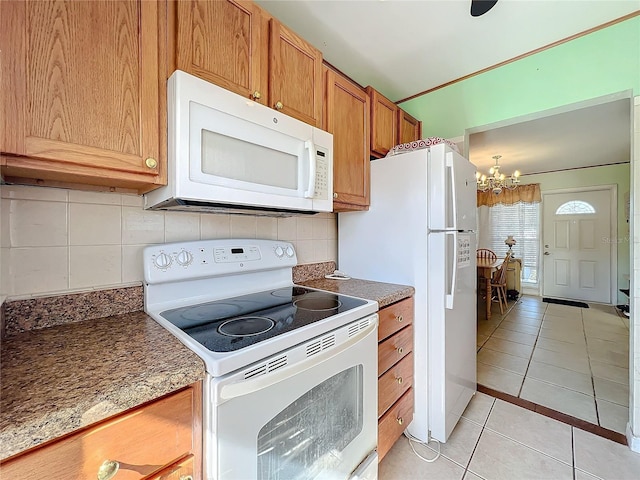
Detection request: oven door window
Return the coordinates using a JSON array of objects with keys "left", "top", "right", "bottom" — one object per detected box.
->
[{"left": 257, "top": 365, "right": 363, "bottom": 479}]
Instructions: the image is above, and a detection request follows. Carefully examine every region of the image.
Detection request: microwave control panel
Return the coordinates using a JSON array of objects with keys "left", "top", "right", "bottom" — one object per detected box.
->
[{"left": 314, "top": 148, "right": 329, "bottom": 199}]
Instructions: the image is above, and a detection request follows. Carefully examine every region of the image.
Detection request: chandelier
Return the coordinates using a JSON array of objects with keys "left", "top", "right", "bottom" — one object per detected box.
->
[{"left": 476, "top": 155, "right": 521, "bottom": 194}]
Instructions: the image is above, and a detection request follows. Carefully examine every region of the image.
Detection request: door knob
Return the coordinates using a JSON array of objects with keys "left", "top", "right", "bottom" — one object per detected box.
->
[{"left": 544, "top": 252, "right": 550, "bottom": 255}]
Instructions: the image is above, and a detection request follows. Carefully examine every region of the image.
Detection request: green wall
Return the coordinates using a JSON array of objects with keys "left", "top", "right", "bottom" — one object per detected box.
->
[
  {"left": 400, "top": 16, "right": 640, "bottom": 139},
  {"left": 521, "top": 164, "right": 631, "bottom": 304}
]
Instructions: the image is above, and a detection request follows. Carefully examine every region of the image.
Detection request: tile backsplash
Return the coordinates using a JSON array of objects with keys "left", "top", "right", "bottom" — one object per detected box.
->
[{"left": 0, "top": 185, "right": 338, "bottom": 298}]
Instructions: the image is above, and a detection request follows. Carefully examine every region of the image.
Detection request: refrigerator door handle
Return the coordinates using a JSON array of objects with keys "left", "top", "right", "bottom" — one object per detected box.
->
[
  {"left": 445, "top": 230, "right": 457, "bottom": 309},
  {"left": 446, "top": 152, "right": 456, "bottom": 230}
]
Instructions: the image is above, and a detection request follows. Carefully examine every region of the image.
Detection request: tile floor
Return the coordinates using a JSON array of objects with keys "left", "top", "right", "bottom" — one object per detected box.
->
[
  {"left": 379, "top": 392, "right": 640, "bottom": 480},
  {"left": 476, "top": 295, "right": 630, "bottom": 435}
]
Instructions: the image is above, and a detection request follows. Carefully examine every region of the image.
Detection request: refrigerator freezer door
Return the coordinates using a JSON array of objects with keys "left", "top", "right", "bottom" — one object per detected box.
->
[
  {"left": 428, "top": 144, "right": 478, "bottom": 231},
  {"left": 427, "top": 231, "right": 477, "bottom": 443}
]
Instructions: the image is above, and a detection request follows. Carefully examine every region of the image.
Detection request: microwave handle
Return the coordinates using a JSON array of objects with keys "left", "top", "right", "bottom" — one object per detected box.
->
[{"left": 304, "top": 140, "right": 316, "bottom": 198}]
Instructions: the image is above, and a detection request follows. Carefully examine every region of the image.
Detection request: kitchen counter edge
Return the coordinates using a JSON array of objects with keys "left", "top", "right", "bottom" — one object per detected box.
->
[
  {"left": 300, "top": 277, "right": 415, "bottom": 308},
  {"left": 0, "top": 311, "right": 205, "bottom": 461}
]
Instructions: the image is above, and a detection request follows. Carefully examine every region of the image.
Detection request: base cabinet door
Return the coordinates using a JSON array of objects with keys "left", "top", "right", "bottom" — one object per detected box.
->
[{"left": 0, "top": 0, "right": 164, "bottom": 193}]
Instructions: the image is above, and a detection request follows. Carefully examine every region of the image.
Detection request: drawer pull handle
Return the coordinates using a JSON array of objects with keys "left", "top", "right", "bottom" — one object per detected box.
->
[
  {"left": 97, "top": 460, "right": 119, "bottom": 480},
  {"left": 396, "top": 376, "right": 403, "bottom": 385},
  {"left": 397, "top": 417, "right": 403, "bottom": 426},
  {"left": 397, "top": 315, "right": 403, "bottom": 322},
  {"left": 397, "top": 347, "right": 404, "bottom": 355}
]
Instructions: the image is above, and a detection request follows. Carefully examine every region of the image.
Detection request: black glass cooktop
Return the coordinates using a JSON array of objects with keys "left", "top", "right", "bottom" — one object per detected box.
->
[{"left": 160, "top": 286, "right": 367, "bottom": 352}]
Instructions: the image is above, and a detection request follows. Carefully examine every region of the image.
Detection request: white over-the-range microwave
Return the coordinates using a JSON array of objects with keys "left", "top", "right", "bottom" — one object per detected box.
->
[{"left": 144, "top": 70, "right": 333, "bottom": 216}]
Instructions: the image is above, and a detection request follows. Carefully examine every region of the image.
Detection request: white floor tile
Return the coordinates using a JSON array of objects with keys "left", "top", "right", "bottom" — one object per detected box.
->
[
  {"left": 482, "top": 337, "right": 534, "bottom": 359},
  {"left": 538, "top": 326, "right": 587, "bottom": 344},
  {"left": 425, "top": 417, "right": 482, "bottom": 468},
  {"left": 593, "top": 377, "right": 630, "bottom": 406},
  {"left": 468, "top": 429, "right": 573, "bottom": 480},
  {"left": 379, "top": 436, "right": 465, "bottom": 480},
  {"left": 535, "top": 336, "right": 588, "bottom": 355},
  {"left": 590, "top": 361, "right": 629, "bottom": 385},
  {"left": 461, "top": 392, "right": 495, "bottom": 426},
  {"left": 490, "top": 327, "right": 538, "bottom": 346},
  {"left": 520, "top": 377, "right": 598, "bottom": 424},
  {"left": 532, "top": 347, "right": 591, "bottom": 375},
  {"left": 574, "top": 469, "right": 603, "bottom": 480},
  {"left": 573, "top": 428, "right": 640, "bottom": 479},
  {"left": 596, "top": 398, "right": 629, "bottom": 434},
  {"left": 497, "top": 319, "right": 540, "bottom": 335},
  {"left": 477, "top": 363, "right": 524, "bottom": 396},
  {"left": 502, "top": 313, "right": 543, "bottom": 326},
  {"left": 478, "top": 348, "right": 530, "bottom": 375},
  {"left": 485, "top": 399, "right": 573, "bottom": 465},
  {"left": 526, "top": 360, "right": 594, "bottom": 395}
]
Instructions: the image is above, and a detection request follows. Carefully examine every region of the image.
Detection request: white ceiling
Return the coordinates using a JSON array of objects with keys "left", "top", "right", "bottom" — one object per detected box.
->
[{"left": 256, "top": 0, "right": 638, "bottom": 176}]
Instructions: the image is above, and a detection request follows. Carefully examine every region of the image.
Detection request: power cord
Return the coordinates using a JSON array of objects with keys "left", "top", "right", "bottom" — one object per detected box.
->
[{"left": 403, "top": 431, "right": 441, "bottom": 463}]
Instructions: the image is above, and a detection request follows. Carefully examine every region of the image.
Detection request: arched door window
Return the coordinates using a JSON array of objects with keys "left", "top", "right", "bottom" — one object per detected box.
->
[{"left": 555, "top": 200, "right": 596, "bottom": 215}]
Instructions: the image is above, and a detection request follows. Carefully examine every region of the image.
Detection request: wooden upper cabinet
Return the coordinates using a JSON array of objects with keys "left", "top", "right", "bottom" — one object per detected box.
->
[
  {"left": 398, "top": 109, "right": 422, "bottom": 145},
  {"left": 324, "top": 67, "right": 370, "bottom": 211},
  {"left": 366, "top": 87, "right": 398, "bottom": 158},
  {"left": 269, "top": 19, "right": 323, "bottom": 127},
  {"left": 0, "top": 0, "right": 164, "bottom": 193},
  {"left": 174, "top": 0, "right": 268, "bottom": 104},
  {"left": 173, "top": 0, "right": 323, "bottom": 127}
]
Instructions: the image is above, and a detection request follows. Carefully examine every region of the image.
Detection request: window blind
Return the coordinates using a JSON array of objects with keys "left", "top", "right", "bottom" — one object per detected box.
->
[{"left": 477, "top": 202, "right": 540, "bottom": 285}]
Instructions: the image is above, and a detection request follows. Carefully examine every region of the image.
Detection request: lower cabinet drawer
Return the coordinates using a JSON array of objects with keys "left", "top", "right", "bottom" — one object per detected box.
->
[
  {"left": 150, "top": 455, "right": 194, "bottom": 480},
  {"left": 1, "top": 388, "right": 194, "bottom": 479},
  {"left": 378, "top": 297, "right": 414, "bottom": 342},
  {"left": 378, "top": 352, "right": 414, "bottom": 418},
  {"left": 378, "top": 324, "right": 413, "bottom": 376},
  {"left": 378, "top": 387, "right": 414, "bottom": 462}
]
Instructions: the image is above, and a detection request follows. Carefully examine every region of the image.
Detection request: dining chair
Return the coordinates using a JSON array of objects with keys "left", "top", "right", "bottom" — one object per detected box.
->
[
  {"left": 490, "top": 252, "right": 512, "bottom": 314},
  {"left": 476, "top": 248, "right": 497, "bottom": 260},
  {"left": 476, "top": 249, "right": 497, "bottom": 293}
]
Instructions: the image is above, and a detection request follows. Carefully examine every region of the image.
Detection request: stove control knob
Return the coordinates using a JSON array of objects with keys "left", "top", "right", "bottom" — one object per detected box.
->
[
  {"left": 154, "top": 252, "right": 172, "bottom": 269},
  {"left": 176, "top": 250, "right": 193, "bottom": 266},
  {"left": 285, "top": 246, "right": 295, "bottom": 258},
  {"left": 274, "top": 246, "right": 284, "bottom": 258}
]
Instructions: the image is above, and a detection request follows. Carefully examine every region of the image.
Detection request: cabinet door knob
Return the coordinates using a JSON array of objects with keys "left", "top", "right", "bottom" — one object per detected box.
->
[
  {"left": 97, "top": 460, "right": 119, "bottom": 480},
  {"left": 251, "top": 90, "right": 262, "bottom": 100},
  {"left": 397, "top": 346, "right": 404, "bottom": 355},
  {"left": 397, "top": 417, "right": 403, "bottom": 426},
  {"left": 180, "top": 476, "right": 194, "bottom": 480},
  {"left": 275, "top": 101, "right": 284, "bottom": 110},
  {"left": 396, "top": 376, "right": 403, "bottom": 385},
  {"left": 396, "top": 314, "right": 403, "bottom": 323},
  {"left": 333, "top": 192, "right": 338, "bottom": 199},
  {"left": 145, "top": 157, "right": 158, "bottom": 169}
]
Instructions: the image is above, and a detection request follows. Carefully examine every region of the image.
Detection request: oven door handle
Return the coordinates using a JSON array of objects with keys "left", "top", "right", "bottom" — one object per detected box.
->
[{"left": 220, "top": 318, "right": 377, "bottom": 400}]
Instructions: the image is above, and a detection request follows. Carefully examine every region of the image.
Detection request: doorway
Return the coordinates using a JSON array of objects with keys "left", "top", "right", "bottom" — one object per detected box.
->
[{"left": 541, "top": 186, "right": 617, "bottom": 304}]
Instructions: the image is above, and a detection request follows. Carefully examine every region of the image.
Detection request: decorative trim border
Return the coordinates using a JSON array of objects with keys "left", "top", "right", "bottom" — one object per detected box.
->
[{"left": 478, "top": 384, "right": 628, "bottom": 446}]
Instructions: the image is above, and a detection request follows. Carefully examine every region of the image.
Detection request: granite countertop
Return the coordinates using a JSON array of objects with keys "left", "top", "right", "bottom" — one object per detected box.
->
[
  {"left": 0, "top": 311, "right": 205, "bottom": 460},
  {"left": 301, "top": 277, "right": 414, "bottom": 308}
]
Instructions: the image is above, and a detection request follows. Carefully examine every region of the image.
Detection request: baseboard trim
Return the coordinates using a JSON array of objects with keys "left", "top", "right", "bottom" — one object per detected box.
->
[
  {"left": 626, "top": 423, "right": 640, "bottom": 452},
  {"left": 478, "top": 385, "right": 628, "bottom": 445}
]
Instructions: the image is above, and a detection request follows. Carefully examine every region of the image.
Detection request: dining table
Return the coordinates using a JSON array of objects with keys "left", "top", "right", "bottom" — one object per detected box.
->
[{"left": 477, "top": 257, "right": 504, "bottom": 320}]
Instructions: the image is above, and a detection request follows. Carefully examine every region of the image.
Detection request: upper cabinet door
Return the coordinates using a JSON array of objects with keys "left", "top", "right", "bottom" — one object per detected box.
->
[
  {"left": 366, "top": 87, "right": 398, "bottom": 158},
  {"left": 269, "top": 19, "right": 323, "bottom": 127},
  {"left": 0, "top": 0, "right": 163, "bottom": 192},
  {"left": 324, "top": 68, "right": 370, "bottom": 211},
  {"left": 398, "top": 109, "right": 422, "bottom": 145},
  {"left": 174, "top": 0, "right": 268, "bottom": 104}
]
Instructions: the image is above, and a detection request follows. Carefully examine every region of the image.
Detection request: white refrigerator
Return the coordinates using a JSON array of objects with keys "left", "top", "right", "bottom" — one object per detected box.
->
[{"left": 338, "top": 143, "right": 477, "bottom": 443}]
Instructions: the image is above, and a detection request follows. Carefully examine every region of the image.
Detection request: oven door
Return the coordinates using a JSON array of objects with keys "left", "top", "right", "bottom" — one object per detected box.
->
[{"left": 206, "top": 316, "right": 378, "bottom": 480}]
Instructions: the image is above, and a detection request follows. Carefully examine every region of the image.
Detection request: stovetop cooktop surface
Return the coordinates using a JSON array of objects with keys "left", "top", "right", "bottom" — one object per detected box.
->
[{"left": 160, "top": 286, "right": 367, "bottom": 352}]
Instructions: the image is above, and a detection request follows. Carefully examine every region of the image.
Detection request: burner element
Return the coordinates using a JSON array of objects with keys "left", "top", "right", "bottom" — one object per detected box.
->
[
  {"left": 293, "top": 292, "right": 342, "bottom": 311},
  {"left": 218, "top": 317, "right": 275, "bottom": 337}
]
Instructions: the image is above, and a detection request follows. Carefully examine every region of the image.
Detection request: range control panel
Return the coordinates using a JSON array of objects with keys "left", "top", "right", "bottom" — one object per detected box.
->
[{"left": 143, "top": 239, "right": 297, "bottom": 285}]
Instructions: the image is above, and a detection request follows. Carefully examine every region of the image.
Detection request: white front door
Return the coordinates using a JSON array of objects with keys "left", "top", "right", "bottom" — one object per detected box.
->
[{"left": 542, "top": 189, "right": 614, "bottom": 303}]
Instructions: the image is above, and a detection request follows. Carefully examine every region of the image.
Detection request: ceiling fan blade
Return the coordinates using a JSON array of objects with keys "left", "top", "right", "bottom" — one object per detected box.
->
[{"left": 470, "top": 0, "right": 499, "bottom": 17}]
